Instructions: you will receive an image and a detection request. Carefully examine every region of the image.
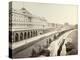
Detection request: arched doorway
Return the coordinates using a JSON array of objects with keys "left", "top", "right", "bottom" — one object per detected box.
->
[
  {"left": 20, "top": 32, "right": 23, "bottom": 40},
  {"left": 24, "top": 32, "right": 26, "bottom": 39},
  {"left": 15, "top": 33, "right": 19, "bottom": 42}
]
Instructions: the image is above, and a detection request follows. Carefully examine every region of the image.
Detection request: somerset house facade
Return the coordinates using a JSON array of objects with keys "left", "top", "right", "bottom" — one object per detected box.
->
[{"left": 9, "top": 7, "right": 52, "bottom": 43}]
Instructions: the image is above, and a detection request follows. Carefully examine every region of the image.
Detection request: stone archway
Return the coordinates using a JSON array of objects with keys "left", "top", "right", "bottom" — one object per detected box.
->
[
  {"left": 24, "top": 32, "right": 26, "bottom": 39},
  {"left": 31, "top": 31, "right": 33, "bottom": 37},
  {"left": 28, "top": 31, "right": 30, "bottom": 38},
  {"left": 20, "top": 32, "right": 23, "bottom": 40},
  {"left": 35, "top": 31, "right": 37, "bottom": 36},
  {"left": 54, "top": 34, "right": 57, "bottom": 39},
  {"left": 33, "top": 30, "right": 36, "bottom": 36},
  {"left": 15, "top": 33, "right": 19, "bottom": 42},
  {"left": 49, "top": 38, "right": 52, "bottom": 44}
]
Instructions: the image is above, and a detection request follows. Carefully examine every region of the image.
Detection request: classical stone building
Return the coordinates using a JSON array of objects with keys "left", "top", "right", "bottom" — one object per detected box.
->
[{"left": 9, "top": 7, "right": 52, "bottom": 43}]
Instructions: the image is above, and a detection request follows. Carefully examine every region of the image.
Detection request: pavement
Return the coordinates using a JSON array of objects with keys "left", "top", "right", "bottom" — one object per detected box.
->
[{"left": 48, "top": 29, "right": 77, "bottom": 56}]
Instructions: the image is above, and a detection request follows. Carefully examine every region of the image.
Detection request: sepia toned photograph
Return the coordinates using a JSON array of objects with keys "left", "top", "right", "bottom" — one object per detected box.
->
[{"left": 9, "top": 1, "right": 78, "bottom": 58}]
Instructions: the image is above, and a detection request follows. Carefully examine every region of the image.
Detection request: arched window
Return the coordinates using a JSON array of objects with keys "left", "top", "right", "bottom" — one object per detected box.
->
[
  {"left": 15, "top": 33, "right": 19, "bottom": 42},
  {"left": 24, "top": 32, "right": 26, "bottom": 39},
  {"left": 20, "top": 33, "right": 23, "bottom": 40}
]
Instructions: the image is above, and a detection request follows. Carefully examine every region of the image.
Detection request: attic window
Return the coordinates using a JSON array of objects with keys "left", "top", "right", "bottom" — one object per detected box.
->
[
  {"left": 28, "top": 17, "right": 32, "bottom": 22},
  {"left": 21, "top": 8, "right": 26, "bottom": 13}
]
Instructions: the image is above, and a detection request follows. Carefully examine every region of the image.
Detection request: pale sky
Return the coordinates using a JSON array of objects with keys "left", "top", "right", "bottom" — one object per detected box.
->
[{"left": 12, "top": 1, "right": 78, "bottom": 25}]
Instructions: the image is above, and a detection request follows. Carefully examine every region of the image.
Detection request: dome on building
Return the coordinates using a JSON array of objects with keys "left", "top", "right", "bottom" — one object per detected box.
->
[{"left": 20, "top": 7, "right": 32, "bottom": 15}]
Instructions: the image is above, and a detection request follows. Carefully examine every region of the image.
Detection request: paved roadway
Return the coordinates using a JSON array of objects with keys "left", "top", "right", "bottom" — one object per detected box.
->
[
  {"left": 61, "top": 29, "right": 78, "bottom": 55},
  {"left": 48, "top": 29, "right": 78, "bottom": 56}
]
